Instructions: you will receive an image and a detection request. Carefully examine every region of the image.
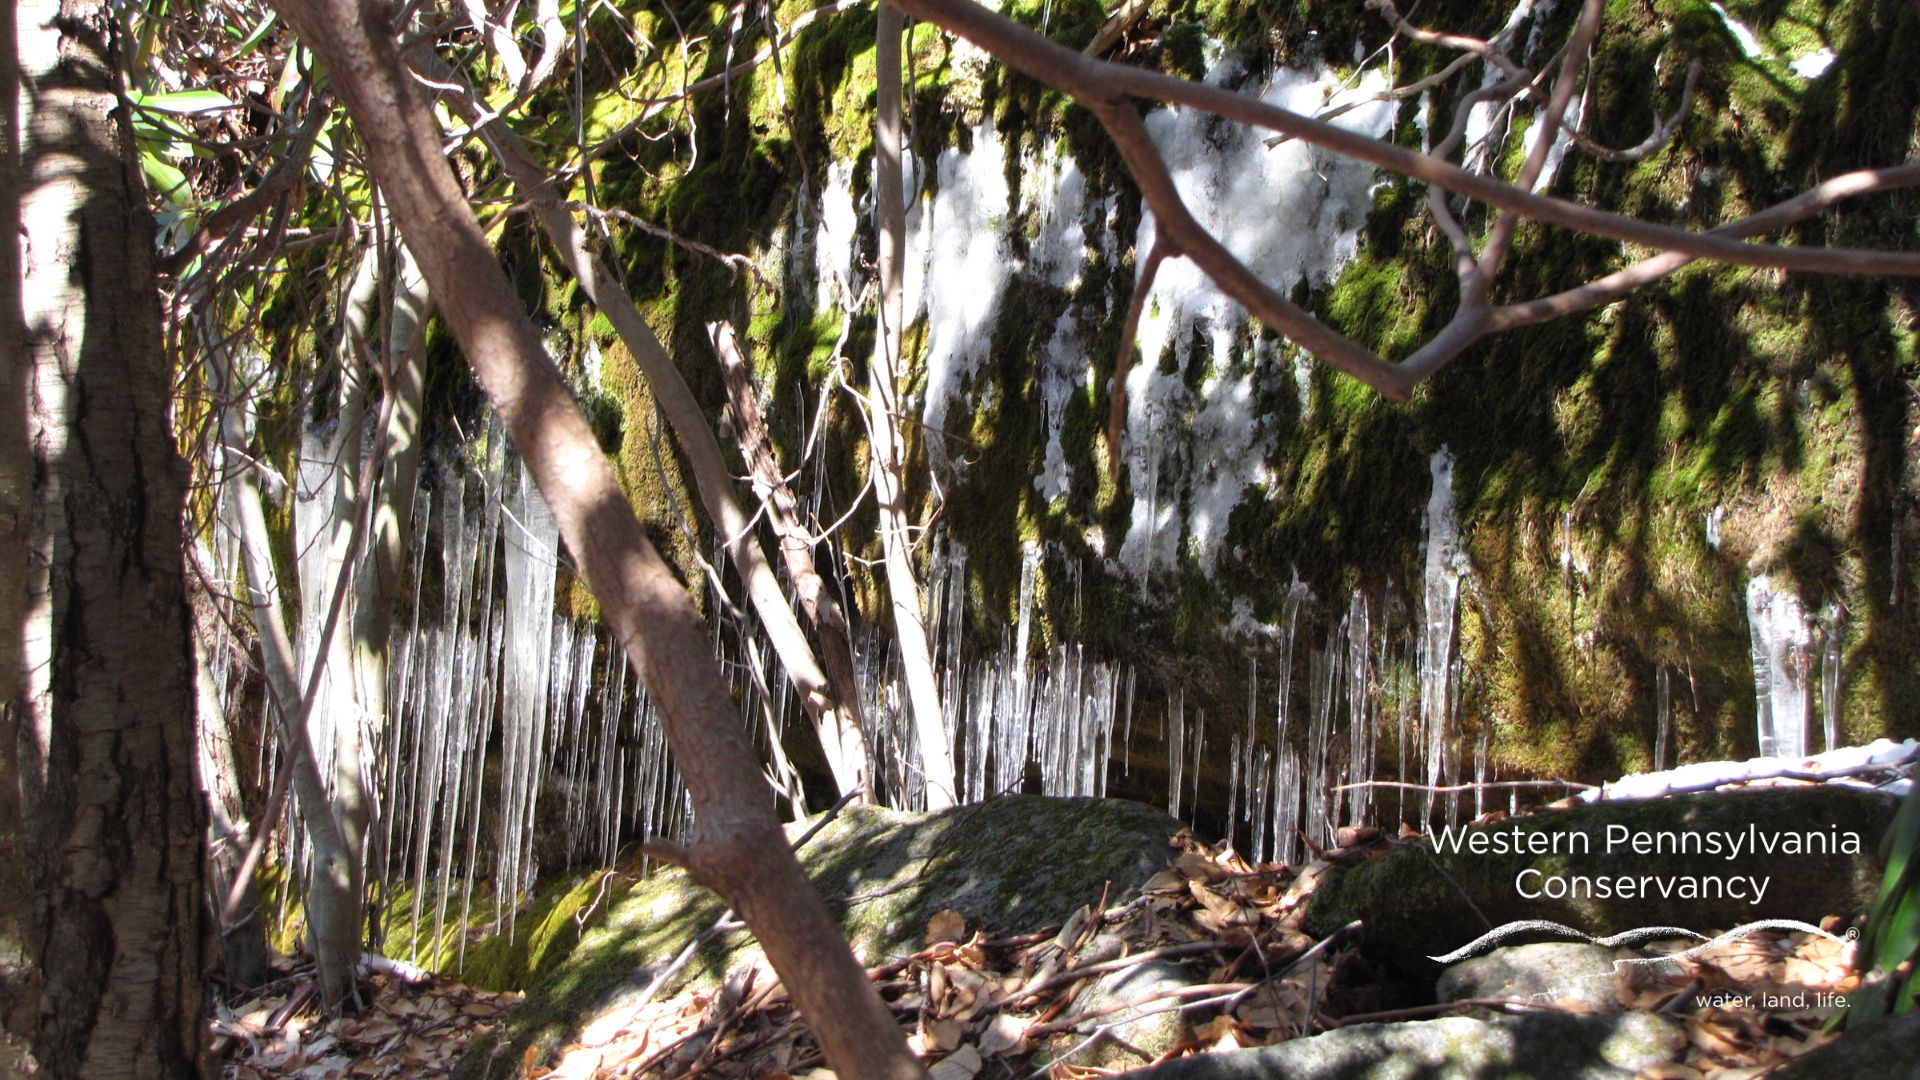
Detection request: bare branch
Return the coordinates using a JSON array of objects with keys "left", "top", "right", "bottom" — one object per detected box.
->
[
  {"left": 886, "top": 0, "right": 1920, "bottom": 400},
  {"left": 1489, "top": 162, "right": 1920, "bottom": 332},
  {"left": 1365, "top": 0, "right": 1529, "bottom": 82},
  {"left": 1083, "top": 0, "right": 1154, "bottom": 57},
  {"left": 1571, "top": 58, "right": 1702, "bottom": 164},
  {"left": 1474, "top": 0, "right": 1605, "bottom": 295},
  {"left": 1264, "top": 50, "right": 1480, "bottom": 150}
]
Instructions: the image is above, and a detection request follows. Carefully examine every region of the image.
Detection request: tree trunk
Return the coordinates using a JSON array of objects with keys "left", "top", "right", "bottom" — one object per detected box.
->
[
  {"left": 263, "top": 3, "right": 924, "bottom": 1074},
  {"left": 303, "top": 247, "right": 376, "bottom": 888},
  {"left": 193, "top": 626, "right": 270, "bottom": 991},
  {"left": 0, "top": 0, "right": 34, "bottom": 1070},
  {"left": 208, "top": 345, "right": 364, "bottom": 1010},
  {"left": 871, "top": 2, "right": 958, "bottom": 810},
  {"left": 9, "top": 1, "right": 207, "bottom": 1074}
]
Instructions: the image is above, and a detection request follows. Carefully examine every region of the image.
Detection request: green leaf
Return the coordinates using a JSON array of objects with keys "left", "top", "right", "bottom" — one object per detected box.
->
[
  {"left": 1852, "top": 781, "right": 1920, "bottom": 1026},
  {"left": 1872, "top": 884, "right": 1920, "bottom": 978},
  {"left": 229, "top": 11, "right": 279, "bottom": 54},
  {"left": 1867, "top": 784, "right": 1920, "bottom": 944},
  {"left": 140, "top": 153, "right": 189, "bottom": 202},
  {"left": 130, "top": 88, "right": 238, "bottom": 115},
  {"left": 308, "top": 122, "right": 336, "bottom": 186}
]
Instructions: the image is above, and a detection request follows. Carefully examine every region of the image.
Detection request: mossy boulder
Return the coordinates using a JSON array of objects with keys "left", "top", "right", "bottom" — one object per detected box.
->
[
  {"left": 1122, "top": 1012, "right": 1686, "bottom": 1079},
  {"left": 1303, "top": 787, "right": 1897, "bottom": 985},
  {"left": 470, "top": 795, "right": 1182, "bottom": 1075}
]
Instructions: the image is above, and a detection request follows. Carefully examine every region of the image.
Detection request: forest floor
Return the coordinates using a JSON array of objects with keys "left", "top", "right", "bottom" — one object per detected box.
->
[{"left": 213, "top": 819, "right": 1861, "bottom": 1079}]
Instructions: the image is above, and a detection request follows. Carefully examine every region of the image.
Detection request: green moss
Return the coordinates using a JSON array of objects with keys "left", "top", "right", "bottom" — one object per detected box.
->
[{"left": 237, "top": 0, "right": 1920, "bottom": 852}]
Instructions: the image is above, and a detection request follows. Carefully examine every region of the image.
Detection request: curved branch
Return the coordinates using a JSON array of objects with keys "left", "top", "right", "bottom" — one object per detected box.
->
[
  {"left": 1365, "top": 0, "right": 1529, "bottom": 81},
  {"left": 1093, "top": 98, "right": 1412, "bottom": 396},
  {"left": 1571, "top": 58, "right": 1702, "bottom": 164}
]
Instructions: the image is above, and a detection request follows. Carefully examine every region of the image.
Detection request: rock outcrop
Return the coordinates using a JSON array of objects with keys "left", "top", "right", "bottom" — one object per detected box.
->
[
  {"left": 1118, "top": 1012, "right": 1684, "bottom": 1079},
  {"left": 461, "top": 795, "right": 1183, "bottom": 1076}
]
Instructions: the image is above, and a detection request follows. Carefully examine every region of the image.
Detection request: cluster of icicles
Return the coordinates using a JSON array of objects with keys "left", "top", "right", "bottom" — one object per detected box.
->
[
  {"left": 366, "top": 436, "right": 1481, "bottom": 974},
  {"left": 881, "top": 446, "right": 1479, "bottom": 876},
  {"left": 214, "top": 420, "right": 1845, "bottom": 977},
  {"left": 375, "top": 448, "right": 689, "bottom": 961}
]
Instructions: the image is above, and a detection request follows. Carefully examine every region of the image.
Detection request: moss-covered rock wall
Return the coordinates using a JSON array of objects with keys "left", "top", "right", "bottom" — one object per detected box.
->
[{"left": 409, "top": 0, "right": 1919, "bottom": 833}]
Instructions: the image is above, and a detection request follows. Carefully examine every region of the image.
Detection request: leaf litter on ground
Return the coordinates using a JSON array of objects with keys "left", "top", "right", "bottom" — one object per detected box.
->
[{"left": 218, "top": 781, "right": 1886, "bottom": 1079}]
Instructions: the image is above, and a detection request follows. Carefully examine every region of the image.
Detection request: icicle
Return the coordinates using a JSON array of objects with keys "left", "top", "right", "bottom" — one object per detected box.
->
[
  {"left": 1250, "top": 747, "right": 1272, "bottom": 865},
  {"left": 1473, "top": 730, "right": 1489, "bottom": 820},
  {"left": 1821, "top": 606, "right": 1843, "bottom": 752},
  {"left": 1418, "top": 448, "right": 1463, "bottom": 824},
  {"left": 1344, "top": 590, "right": 1372, "bottom": 828},
  {"left": 1654, "top": 664, "right": 1672, "bottom": 772},
  {"left": 1189, "top": 709, "right": 1206, "bottom": 823},
  {"left": 1305, "top": 629, "right": 1342, "bottom": 850},
  {"left": 497, "top": 459, "right": 560, "bottom": 939},
  {"left": 1226, "top": 732, "right": 1243, "bottom": 851},
  {"left": 1745, "top": 575, "right": 1811, "bottom": 759},
  {"left": 1234, "top": 658, "right": 1258, "bottom": 853},
  {"left": 1166, "top": 685, "right": 1185, "bottom": 819},
  {"left": 1273, "top": 745, "right": 1300, "bottom": 867},
  {"left": 1014, "top": 541, "right": 1040, "bottom": 676}
]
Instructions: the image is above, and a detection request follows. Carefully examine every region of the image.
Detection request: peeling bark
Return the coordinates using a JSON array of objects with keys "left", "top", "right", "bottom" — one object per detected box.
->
[{"left": 11, "top": 0, "right": 206, "bottom": 1072}]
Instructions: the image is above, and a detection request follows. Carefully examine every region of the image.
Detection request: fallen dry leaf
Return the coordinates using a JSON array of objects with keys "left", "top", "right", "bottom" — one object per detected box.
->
[
  {"left": 977, "top": 1014, "right": 1029, "bottom": 1058},
  {"left": 926, "top": 909, "right": 967, "bottom": 947},
  {"left": 928, "top": 1043, "right": 983, "bottom": 1080}
]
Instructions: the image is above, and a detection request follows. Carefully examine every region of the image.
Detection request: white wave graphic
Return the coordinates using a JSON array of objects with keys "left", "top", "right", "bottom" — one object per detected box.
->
[{"left": 1429, "top": 918, "right": 1850, "bottom": 966}]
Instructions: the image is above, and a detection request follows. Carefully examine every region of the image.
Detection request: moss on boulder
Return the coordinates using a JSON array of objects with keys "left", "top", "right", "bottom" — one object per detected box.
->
[
  {"left": 469, "top": 795, "right": 1182, "bottom": 1075},
  {"left": 1123, "top": 1012, "right": 1686, "bottom": 1079}
]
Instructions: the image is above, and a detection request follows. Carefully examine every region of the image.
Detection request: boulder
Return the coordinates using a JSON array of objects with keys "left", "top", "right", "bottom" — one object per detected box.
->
[
  {"left": 1117, "top": 1011, "right": 1684, "bottom": 1079},
  {"left": 1048, "top": 952, "right": 1200, "bottom": 1068},
  {"left": 1303, "top": 787, "right": 1895, "bottom": 984},
  {"left": 1770, "top": 1011, "right": 1920, "bottom": 1080},
  {"left": 464, "top": 795, "right": 1183, "bottom": 1077},
  {"left": 1437, "top": 943, "right": 1621, "bottom": 1014}
]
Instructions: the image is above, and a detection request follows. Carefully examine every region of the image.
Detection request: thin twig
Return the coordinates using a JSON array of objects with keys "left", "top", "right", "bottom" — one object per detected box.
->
[{"left": 1334, "top": 778, "right": 1596, "bottom": 795}]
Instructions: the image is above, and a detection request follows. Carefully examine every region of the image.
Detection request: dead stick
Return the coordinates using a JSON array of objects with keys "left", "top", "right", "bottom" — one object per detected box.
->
[
  {"left": 1333, "top": 778, "right": 1596, "bottom": 795},
  {"left": 992, "top": 939, "right": 1230, "bottom": 1010}
]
